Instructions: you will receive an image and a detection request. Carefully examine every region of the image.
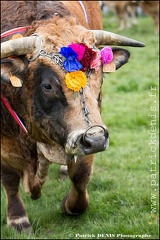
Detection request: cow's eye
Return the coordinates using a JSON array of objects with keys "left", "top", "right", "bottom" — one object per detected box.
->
[{"left": 43, "top": 84, "right": 52, "bottom": 91}]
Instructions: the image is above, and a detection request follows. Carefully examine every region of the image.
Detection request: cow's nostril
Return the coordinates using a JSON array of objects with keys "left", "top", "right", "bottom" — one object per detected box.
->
[{"left": 80, "top": 135, "right": 92, "bottom": 148}]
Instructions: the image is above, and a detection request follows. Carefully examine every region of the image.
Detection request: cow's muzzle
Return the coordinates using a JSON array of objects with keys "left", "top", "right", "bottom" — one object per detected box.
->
[
  {"left": 82, "top": 125, "right": 109, "bottom": 154},
  {"left": 65, "top": 125, "right": 109, "bottom": 156}
]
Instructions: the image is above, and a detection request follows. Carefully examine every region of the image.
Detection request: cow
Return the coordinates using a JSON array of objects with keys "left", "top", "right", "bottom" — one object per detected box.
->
[
  {"left": 139, "top": 1, "right": 159, "bottom": 34},
  {"left": 101, "top": 1, "right": 159, "bottom": 33},
  {"left": 1, "top": 1, "right": 145, "bottom": 233},
  {"left": 101, "top": 1, "right": 138, "bottom": 31}
]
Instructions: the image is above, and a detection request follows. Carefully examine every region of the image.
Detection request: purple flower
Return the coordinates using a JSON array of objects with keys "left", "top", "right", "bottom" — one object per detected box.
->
[{"left": 100, "top": 46, "right": 113, "bottom": 65}]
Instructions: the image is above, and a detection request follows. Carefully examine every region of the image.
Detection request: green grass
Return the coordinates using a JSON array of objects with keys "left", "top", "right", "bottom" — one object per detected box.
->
[{"left": 1, "top": 15, "right": 159, "bottom": 239}]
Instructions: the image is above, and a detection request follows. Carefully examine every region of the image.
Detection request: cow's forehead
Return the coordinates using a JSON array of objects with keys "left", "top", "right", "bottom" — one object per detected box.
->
[{"left": 27, "top": 16, "right": 96, "bottom": 52}]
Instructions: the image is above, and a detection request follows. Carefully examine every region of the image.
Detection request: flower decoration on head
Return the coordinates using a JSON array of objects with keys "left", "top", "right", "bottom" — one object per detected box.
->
[
  {"left": 69, "top": 43, "right": 85, "bottom": 61},
  {"left": 58, "top": 43, "right": 114, "bottom": 91},
  {"left": 69, "top": 43, "right": 97, "bottom": 71},
  {"left": 100, "top": 46, "right": 113, "bottom": 65},
  {"left": 90, "top": 52, "right": 101, "bottom": 71},
  {"left": 60, "top": 46, "right": 82, "bottom": 72},
  {"left": 65, "top": 71, "right": 87, "bottom": 92},
  {"left": 79, "top": 44, "right": 97, "bottom": 71}
]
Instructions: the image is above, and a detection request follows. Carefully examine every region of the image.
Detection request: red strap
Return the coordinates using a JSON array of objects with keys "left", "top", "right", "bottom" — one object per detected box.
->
[
  {"left": 1, "top": 26, "right": 31, "bottom": 134},
  {"left": 1, "top": 96, "right": 28, "bottom": 134},
  {"left": 1, "top": 26, "right": 31, "bottom": 39}
]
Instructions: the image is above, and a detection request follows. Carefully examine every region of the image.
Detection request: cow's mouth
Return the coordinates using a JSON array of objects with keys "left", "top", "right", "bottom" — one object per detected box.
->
[{"left": 65, "top": 125, "right": 109, "bottom": 156}]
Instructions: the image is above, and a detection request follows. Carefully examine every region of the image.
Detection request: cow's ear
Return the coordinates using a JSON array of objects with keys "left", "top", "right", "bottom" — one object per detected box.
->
[
  {"left": 112, "top": 47, "right": 130, "bottom": 70},
  {"left": 1, "top": 57, "right": 28, "bottom": 87}
]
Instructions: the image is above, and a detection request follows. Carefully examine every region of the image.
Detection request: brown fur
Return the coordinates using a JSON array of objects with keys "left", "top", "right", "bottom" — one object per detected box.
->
[
  {"left": 1, "top": 1, "right": 72, "bottom": 36},
  {"left": 61, "top": 1, "right": 103, "bottom": 30}
]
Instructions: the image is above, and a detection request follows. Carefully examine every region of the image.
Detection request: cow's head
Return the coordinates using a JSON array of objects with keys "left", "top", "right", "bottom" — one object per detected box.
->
[{"left": 1, "top": 17, "right": 145, "bottom": 160}]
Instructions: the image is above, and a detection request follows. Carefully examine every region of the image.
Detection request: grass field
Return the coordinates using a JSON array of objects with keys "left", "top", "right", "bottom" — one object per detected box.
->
[{"left": 1, "top": 13, "right": 159, "bottom": 239}]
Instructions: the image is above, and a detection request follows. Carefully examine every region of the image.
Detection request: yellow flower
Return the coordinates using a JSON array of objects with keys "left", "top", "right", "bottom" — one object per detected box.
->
[{"left": 65, "top": 71, "right": 87, "bottom": 92}]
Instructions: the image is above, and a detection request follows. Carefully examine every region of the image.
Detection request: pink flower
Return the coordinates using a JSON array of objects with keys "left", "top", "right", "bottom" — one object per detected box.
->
[
  {"left": 69, "top": 43, "right": 85, "bottom": 61},
  {"left": 90, "top": 52, "right": 101, "bottom": 71},
  {"left": 100, "top": 46, "right": 113, "bottom": 65}
]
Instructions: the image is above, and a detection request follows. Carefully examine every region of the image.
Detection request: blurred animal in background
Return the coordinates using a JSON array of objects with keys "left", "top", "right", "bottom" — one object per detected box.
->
[
  {"left": 101, "top": 1, "right": 138, "bottom": 31},
  {"left": 101, "top": 1, "right": 159, "bottom": 33},
  {"left": 139, "top": 1, "right": 159, "bottom": 34}
]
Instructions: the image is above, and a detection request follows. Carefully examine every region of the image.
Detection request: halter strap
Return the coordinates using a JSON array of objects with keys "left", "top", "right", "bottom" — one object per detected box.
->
[
  {"left": 1, "top": 27, "right": 30, "bottom": 134},
  {"left": 1, "top": 96, "right": 28, "bottom": 134},
  {"left": 1, "top": 26, "right": 31, "bottom": 39}
]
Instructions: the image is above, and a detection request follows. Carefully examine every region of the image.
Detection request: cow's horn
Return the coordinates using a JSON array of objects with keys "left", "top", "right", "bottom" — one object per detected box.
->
[
  {"left": 91, "top": 30, "right": 145, "bottom": 47},
  {"left": 1, "top": 35, "right": 41, "bottom": 59}
]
